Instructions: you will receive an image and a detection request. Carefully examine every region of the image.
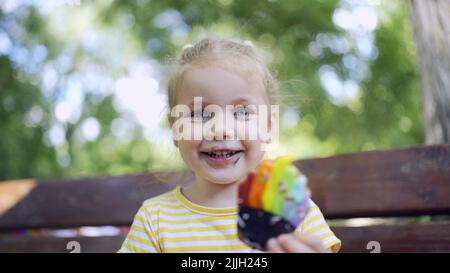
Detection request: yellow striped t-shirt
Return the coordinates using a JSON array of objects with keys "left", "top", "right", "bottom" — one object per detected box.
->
[{"left": 118, "top": 186, "right": 341, "bottom": 253}]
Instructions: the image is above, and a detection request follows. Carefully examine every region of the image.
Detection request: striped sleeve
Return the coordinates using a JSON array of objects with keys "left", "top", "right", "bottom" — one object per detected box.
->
[
  {"left": 295, "top": 200, "right": 341, "bottom": 253},
  {"left": 118, "top": 204, "right": 161, "bottom": 253}
]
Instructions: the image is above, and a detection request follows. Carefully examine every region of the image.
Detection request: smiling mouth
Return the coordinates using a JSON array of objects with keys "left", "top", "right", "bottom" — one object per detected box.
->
[{"left": 201, "top": 150, "right": 243, "bottom": 159}]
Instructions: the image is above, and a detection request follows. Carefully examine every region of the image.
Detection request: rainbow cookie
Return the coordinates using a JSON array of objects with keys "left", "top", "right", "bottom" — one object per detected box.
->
[{"left": 237, "top": 156, "right": 311, "bottom": 249}]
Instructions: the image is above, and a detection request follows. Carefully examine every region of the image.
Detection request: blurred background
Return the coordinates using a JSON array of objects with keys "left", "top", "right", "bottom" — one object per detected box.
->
[{"left": 0, "top": 0, "right": 423, "bottom": 182}]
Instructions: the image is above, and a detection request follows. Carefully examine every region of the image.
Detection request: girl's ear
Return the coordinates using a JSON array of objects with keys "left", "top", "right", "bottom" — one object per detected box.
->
[
  {"left": 168, "top": 114, "right": 178, "bottom": 147},
  {"left": 267, "top": 105, "right": 279, "bottom": 144},
  {"left": 168, "top": 113, "right": 174, "bottom": 127}
]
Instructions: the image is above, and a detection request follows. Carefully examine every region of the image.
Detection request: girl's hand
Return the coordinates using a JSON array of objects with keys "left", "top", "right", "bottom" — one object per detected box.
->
[{"left": 265, "top": 233, "right": 329, "bottom": 253}]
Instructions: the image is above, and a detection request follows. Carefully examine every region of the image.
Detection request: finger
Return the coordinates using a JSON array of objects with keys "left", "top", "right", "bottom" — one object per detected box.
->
[
  {"left": 296, "top": 234, "right": 327, "bottom": 253},
  {"left": 265, "top": 238, "right": 284, "bottom": 253},
  {"left": 277, "top": 234, "right": 316, "bottom": 253}
]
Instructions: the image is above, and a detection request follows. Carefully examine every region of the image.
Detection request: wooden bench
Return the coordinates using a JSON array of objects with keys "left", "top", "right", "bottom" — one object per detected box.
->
[{"left": 0, "top": 144, "right": 449, "bottom": 253}]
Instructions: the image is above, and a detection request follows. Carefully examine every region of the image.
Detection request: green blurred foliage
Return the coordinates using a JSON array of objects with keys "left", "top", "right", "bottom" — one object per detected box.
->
[{"left": 0, "top": 0, "right": 423, "bottom": 181}]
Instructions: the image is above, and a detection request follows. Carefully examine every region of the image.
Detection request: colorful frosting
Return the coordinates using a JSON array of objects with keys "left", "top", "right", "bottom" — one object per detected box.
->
[{"left": 238, "top": 155, "right": 311, "bottom": 228}]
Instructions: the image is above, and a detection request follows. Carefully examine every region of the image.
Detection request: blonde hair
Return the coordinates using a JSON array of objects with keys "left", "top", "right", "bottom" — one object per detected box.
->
[{"left": 166, "top": 37, "right": 279, "bottom": 108}]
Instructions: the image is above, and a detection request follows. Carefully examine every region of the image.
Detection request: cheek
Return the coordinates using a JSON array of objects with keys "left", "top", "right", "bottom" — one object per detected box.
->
[
  {"left": 242, "top": 140, "right": 265, "bottom": 168},
  {"left": 235, "top": 115, "right": 271, "bottom": 142},
  {"left": 178, "top": 140, "right": 202, "bottom": 162}
]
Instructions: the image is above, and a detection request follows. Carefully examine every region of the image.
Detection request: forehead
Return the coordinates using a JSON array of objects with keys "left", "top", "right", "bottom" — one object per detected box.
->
[{"left": 176, "top": 64, "right": 268, "bottom": 106}]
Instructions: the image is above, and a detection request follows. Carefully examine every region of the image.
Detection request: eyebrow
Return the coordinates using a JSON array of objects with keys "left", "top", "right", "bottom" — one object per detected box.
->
[
  {"left": 185, "top": 97, "right": 258, "bottom": 108},
  {"left": 231, "top": 97, "right": 255, "bottom": 105},
  {"left": 186, "top": 100, "right": 208, "bottom": 108}
]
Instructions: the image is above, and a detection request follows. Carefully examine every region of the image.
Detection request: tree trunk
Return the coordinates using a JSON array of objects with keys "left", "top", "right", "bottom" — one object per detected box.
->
[{"left": 408, "top": 0, "right": 450, "bottom": 144}]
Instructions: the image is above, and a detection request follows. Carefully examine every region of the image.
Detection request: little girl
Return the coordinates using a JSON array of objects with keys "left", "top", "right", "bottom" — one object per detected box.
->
[{"left": 119, "top": 37, "right": 341, "bottom": 253}]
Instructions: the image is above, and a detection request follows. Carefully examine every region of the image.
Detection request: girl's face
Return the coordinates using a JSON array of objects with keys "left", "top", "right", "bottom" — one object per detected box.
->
[{"left": 170, "top": 65, "right": 271, "bottom": 185}]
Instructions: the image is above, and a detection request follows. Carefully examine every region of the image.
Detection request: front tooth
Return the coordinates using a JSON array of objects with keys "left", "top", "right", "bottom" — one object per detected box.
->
[{"left": 208, "top": 151, "right": 235, "bottom": 158}]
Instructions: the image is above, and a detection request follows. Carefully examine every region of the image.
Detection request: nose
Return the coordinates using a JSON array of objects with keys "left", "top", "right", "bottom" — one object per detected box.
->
[{"left": 204, "top": 109, "right": 236, "bottom": 141}]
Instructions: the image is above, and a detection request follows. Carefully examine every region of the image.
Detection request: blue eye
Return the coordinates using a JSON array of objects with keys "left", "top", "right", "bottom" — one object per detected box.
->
[
  {"left": 234, "top": 108, "right": 250, "bottom": 120},
  {"left": 191, "top": 110, "right": 211, "bottom": 121}
]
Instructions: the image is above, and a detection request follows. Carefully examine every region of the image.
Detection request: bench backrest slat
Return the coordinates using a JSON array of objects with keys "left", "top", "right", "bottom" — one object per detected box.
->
[
  {"left": 0, "top": 172, "right": 193, "bottom": 230},
  {"left": 1, "top": 222, "right": 449, "bottom": 253},
  {"left": 0, "top": 234, "right": 126, "bottom": 253},
  {"left": 333, "top": 221, "right": 450, "bottom": 253},
  {"left": 296, "top": 144, "right": 450, "bottom": 218}
]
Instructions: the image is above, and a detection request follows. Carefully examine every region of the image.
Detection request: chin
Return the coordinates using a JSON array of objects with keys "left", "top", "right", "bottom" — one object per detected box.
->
[{"left": 204, "top": 172, "right": 244, "bottom": 185}]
